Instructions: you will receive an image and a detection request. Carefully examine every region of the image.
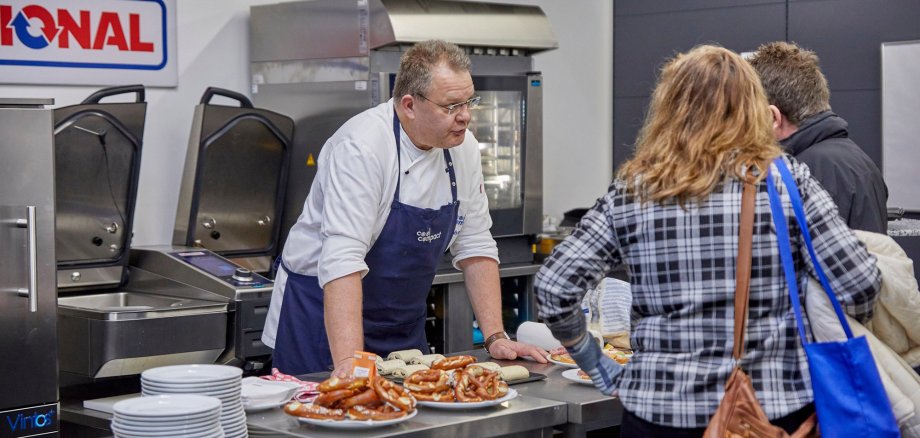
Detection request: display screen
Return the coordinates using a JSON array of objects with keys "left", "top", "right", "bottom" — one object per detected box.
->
[{"left": 180, "top": 252, "right": 237, "bottom": 277}]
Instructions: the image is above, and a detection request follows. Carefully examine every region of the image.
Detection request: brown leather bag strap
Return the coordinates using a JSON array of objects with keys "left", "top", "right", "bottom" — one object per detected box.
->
[{"left": 733, "top": 180, "right": 756, "bottom": 360}]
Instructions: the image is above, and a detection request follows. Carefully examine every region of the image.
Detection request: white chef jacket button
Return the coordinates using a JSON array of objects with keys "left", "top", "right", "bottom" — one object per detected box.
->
[
  {"left": 448, "top": 161, "right": 453, "bottom": 166},
  {"left": 451, "top": 182, "right": 456, "bottom": 186}
]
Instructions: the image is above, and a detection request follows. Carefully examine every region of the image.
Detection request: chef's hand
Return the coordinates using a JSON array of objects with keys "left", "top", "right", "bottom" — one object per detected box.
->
[
  {"left": 567, "top": 333, "right": 621, "bottom": 396},
  {"left": 488, "top": 338, "right": 549, "bottom": 363},
  {"left": 331, "top": 357, "right": 354, "bottom": 378}
]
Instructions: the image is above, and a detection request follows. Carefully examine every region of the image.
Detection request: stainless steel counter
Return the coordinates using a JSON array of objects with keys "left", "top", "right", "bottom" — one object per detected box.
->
[
  {"left": 61, "top": 348, "right": 622, "bottom": 438},
  {"left": 246, "top": 391, "right": 565, "bottom": 437},
  {"left": 463, "top": 350, "right": 623, "bottom": 437}
]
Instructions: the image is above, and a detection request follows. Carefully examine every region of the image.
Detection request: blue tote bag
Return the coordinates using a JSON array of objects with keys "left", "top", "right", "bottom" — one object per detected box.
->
[{"left": 766, "top": 157, "right": 899, "bottom": 438}]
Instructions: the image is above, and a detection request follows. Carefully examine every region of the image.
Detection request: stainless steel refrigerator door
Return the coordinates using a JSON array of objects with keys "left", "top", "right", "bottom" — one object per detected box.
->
[{"left": 0, "top": 106, "right": 58, "bottom": 410}]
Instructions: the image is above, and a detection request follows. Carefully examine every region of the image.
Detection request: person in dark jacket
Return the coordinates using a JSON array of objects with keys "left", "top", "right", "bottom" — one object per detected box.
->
[{"left": 749, "top": 41, "right": 888, "bottom": 233}]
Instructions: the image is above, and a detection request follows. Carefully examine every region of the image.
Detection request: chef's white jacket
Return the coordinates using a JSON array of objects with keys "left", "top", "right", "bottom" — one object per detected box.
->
[{"left": 263, "top": 100, "right": 499, "bottom": 348}]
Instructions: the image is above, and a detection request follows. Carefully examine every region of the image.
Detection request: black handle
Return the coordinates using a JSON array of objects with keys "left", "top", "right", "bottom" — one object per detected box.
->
[
  {"left": 81, "top": 85, "right": 146, "bottom": 104},
  {"left": 199, "top": 87, "right": 254, "bottom": 108}
]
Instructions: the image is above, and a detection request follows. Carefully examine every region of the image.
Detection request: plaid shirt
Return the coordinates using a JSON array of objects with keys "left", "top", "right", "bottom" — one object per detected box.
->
[{"left": 535, "top": 156, "right": 881, "bottom": 428}]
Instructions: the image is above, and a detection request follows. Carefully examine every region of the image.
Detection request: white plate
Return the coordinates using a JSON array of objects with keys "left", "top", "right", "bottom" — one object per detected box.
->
[
  {"left": 142, "top": 365, "right": 242, "bottom": 384},
  {"left": 114, "top": 409, "right": 219, "bottom": 424},
  {"left": 111, "top": 423, "right": 222, "bottom": 437},
  {"left": 142, "top": 386, "right": 240, "bottom": 397},
  {"left": 416, "top": 388, "right": 518, "bottom": 409},
  {"left": 561, "top": 369, "right": 594, "bottom": 385},
  {"left": 296, "top": 408, "right": 417, "bottom": 430},
  {"left": 244, "top": 399, "right": 287, "bottom": 413},
  {"left": 111, "top": 420, "right": 219, "bottom": 434},
  {"left": 545, "top": 355, "right": 579, "bottom": 368},
  {"left": 113, "top": 395, "right": 222, "bottom": 418},
  {"left": 141, "top": 380, "right": 241, "bottom": 391},
  {"left": 241, "top": 377, "right": 300, "bottom": 403},
  {"left": 113, "top": 414, "right": 219, "bottom": 428}
]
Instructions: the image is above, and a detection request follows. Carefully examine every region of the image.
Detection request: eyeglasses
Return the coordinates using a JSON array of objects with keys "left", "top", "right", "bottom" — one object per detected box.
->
[{"left": 417, "top": 94, "right": 481, "bottom": 115}]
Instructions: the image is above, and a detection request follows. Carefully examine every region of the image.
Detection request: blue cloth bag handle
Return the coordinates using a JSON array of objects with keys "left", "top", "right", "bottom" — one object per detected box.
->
[{"left": 766, "top": 157, "right": 898, "bottom": 438}]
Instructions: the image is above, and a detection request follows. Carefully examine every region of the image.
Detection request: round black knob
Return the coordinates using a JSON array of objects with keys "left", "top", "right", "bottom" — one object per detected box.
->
[{"left": 232, "top": 267, "right": 253, "bottom": 282}]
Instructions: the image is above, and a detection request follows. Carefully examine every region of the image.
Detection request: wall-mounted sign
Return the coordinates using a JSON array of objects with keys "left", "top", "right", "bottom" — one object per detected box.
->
[{"left": 0, "top": 0, "right": 177, "bottom": 87}]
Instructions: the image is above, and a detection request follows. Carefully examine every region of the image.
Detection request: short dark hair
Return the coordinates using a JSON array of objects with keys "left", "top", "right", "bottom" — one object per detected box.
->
[
  {"left": 392, "top": 40, "right": 471, "bottom": 99},
  {"left": 748, "top": 41, "right": 831, "bottom": 125}
]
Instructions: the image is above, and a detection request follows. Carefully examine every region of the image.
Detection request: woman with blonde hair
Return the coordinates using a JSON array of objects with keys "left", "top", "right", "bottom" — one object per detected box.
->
[{"left": 535, "top": 45, "right": 881, "bottom": 436}]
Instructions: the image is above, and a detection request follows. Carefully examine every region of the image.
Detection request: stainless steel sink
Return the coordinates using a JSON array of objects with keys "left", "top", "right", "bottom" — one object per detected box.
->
[
  {"left": 58, "top": 291, "right": 226, "bottom": 320},
  {"left": 58, "top": 291, "right": 229, "bottom": 379}
]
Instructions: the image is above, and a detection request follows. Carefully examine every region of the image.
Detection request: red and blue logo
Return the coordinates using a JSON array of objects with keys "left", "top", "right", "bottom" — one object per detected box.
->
[{"left": 0, "top": 0, "right": 167, "bottom": 70}]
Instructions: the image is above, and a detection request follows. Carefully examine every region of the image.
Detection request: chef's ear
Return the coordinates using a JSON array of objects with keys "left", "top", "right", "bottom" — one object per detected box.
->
[{"left": 398, "top": 94, "right": 418, "bottom": 119}]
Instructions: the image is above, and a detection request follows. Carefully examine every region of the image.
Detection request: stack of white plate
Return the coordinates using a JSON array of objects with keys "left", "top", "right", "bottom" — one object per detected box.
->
[
  {"left": 141, "top": 365, "right": 247, "bottom": 438},
  {"left": 111, "top": 394, "right": 224, "bottom": 438}
]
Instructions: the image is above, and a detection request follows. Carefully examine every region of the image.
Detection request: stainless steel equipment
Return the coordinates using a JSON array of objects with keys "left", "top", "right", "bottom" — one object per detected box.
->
[
  {"left": 173, "top": 88, "right": 294, "bottom": 274},
  {"left": 129, "top": 246, "right": 275, "bottom": 372},
  {"left": 0, "top": 98, "right": 60, "bottom": 437},
  {"left": 54, "top": 85, "right": 146, "bottom": 291},
  {"left": 53, "top": 87, "right": 229, "bottom": 383},
  {"left": 249, "top": 0, "right": 557, "bottom": 264}
]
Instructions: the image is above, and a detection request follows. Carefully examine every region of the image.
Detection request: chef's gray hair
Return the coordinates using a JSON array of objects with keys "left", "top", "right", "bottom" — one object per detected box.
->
[{"left": 393, "top": 40, "right": 471, "bottom": 99}]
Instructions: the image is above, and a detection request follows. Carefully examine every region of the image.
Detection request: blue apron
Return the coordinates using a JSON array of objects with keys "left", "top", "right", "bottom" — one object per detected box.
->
[{"left": 272, "top": 110, "right": 459, "bottom": 374}]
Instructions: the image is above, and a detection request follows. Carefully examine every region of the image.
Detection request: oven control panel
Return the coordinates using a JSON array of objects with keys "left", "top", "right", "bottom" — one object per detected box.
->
[{"left": 172, "top": 250, "right": 270, "bottom": 288}]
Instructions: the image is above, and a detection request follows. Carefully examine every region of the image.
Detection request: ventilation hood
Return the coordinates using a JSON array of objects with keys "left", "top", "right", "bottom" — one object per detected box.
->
[{"left": 250, "top": 0, "right": 558, "bottom": 62}]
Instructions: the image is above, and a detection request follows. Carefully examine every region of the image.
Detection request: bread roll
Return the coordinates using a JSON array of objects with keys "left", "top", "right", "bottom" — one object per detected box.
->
[
  {"left": 391, "top": 364, "right": 429, "bottom": 379},
  {"left": 605, "top": 331, "right": 631, "bottom": 350},
  {"left": 386, "top": 349, "right": 423, "bottom": 362},
  {"left": 499, "top": 365, "right": 530, "bottom": 381},
  {"left": 408, "top": 354, "right": 445, "bottom": 366},
  {"left": 376, "top": 359, "right": 406, "bottom": 376},
  {"left": 474, "top": 362, "right": 501, "bottom": 372}
]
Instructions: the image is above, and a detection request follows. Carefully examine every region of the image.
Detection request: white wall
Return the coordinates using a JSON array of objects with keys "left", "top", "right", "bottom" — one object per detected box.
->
[{"left": 0, "top": 0, "right": 613, "bottom": 245}]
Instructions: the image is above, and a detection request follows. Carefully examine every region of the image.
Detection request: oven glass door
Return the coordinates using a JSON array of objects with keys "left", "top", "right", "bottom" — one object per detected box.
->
[{"left": 470, "top": 76, "right": 529, "bottom": 237}]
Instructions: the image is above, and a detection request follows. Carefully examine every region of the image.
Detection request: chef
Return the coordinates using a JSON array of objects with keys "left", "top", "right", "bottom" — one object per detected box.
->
[{"left": 262, "top": 40, "right": 548, "bottom": 376}]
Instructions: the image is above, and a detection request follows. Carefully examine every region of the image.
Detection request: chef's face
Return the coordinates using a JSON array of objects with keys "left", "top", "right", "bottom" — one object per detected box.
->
[{"left": 412, "top": 64, "right": 475, "bottom": 149}]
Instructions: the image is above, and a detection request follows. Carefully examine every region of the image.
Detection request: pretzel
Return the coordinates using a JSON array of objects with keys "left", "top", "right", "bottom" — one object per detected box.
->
[
  {"left": 318, "top": 376, "right": 366, "bottom": 392},
  {"left": 550, "top": 353, "right": 576, "bottom": 364},
  {"left": 464, "top": 371, "right": 491, "bottom": 398},
  {"left": 284, "top": 401, "right": 346, "bottom": 420},
  {"left": 403, "top": 369, "right": 451, "bottom": 393},
  {"left": 453, "top": 370, "right": 484, "bottom": 402},
  {"left": 431, "top": 355, "right": 476, "bottom": 370},
  {"left": 346, "top": 404, "right": 409, "bottom": 421},
  {"left": 313, "top": 388, "right": 358, "bottom": 408},
  {"left": 410, "top": 389, "right": 455, "bottom": 402},
  {"left": 338, "top": 387, "right": 382, "bottom": 409},
  {"left": 482, "top": 372, "right": 509, "bottom": 399},
  {"left": 373, "top": 376, "right": 417, "bottom": 411},
  {"left": 464, "top": 364, "right": 486, "bottom": 377}
]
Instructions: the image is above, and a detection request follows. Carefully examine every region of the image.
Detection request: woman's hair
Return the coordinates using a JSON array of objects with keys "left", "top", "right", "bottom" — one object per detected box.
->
[
  {"left": 617, "top": 45, "right": 782, "bottom": 206},
  {"left": 393, "top": 40, "right": 471, "bottom": 98}
]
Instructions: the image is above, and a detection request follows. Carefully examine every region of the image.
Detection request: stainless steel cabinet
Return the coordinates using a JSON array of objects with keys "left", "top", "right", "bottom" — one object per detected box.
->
[{"left": 0, "top": 98, "right": 59, "bottom": 437}]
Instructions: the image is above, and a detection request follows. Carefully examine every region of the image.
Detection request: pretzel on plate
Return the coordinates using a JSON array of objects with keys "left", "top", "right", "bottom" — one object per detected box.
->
[
  {"left": 403, "top": 369, "right": 451, "bottom": 393},
  {"left": 286, "top": 375, "right": 415, "bottom": 422},
  {"left": 284, "top": 401, "right": 346, "bottom": 420},
  {"left": 346, "top": 404, "right": 408, "bottom": 421},
  {"left": 454, "top": 370, "right": 484, "bottom": 402},
  {"left": 338, "top": 387, "right": 382, "bottom": 409},
  {"left": 373, "top": 375, "right": 417, "bottom": 411},
  {"left": 317, "top": 376, "right": 368, "bottom": 392},
  {"left": 430, "top": 355, "right": 476, "bottom": 370}
]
